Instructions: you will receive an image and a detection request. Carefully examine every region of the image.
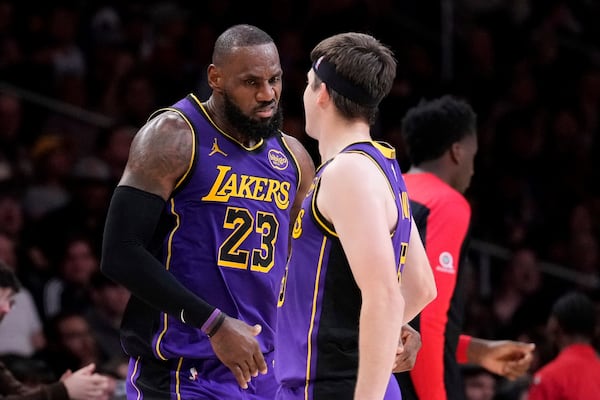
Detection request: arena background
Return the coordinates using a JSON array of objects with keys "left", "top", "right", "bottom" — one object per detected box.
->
[{"left": 0, "top": 1, "right": 599, "bottom": 399}]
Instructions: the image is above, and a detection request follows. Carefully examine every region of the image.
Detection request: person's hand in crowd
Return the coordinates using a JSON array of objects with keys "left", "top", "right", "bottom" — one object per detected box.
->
[
  {"left": 209, "top": 316, "right": 268, "bottom": 389},
  {"left": 393, "top": 324, "right": 422, "bottom": 373},
  {"left": 60, "top": 363, "right": 110, "bottom": 400}
]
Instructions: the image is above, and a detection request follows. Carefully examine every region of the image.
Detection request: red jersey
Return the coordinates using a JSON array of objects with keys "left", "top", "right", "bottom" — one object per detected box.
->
[
  {"left": 528, "top": 344, "right": 600, "bottom": 400},
  {"left": 396, "top": 172, "right": 471, "bottom": 400}
]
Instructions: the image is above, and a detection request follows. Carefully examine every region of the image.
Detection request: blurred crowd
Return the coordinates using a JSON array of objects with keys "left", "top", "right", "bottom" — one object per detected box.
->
[{"left": 0, "top": 0, "right": 599, "bottom": 399}]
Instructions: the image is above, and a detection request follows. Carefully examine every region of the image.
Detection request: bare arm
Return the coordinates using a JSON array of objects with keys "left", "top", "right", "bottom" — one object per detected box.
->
[
  {"left": 102, "top": 111, "right": 212, "bottom": 324},
  {"left": 281, "top": 134, "right": 316, "bottom": 226},
  {"left": 119, "top": 111, "right": 192, "bottom": 198},
  {"left": 319, "top": 154, "right": 404, "bottom": 400},
  {"left": 466, "top": 337, "right": 535, "bottom": 380},
  {"left": 400, "top": 219, "right": 437, "bottom": 323}
]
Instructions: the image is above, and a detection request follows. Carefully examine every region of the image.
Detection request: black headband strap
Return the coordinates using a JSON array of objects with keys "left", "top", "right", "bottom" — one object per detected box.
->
[{"left": 312, "top": 56, "right": 379, "bottom": 107}]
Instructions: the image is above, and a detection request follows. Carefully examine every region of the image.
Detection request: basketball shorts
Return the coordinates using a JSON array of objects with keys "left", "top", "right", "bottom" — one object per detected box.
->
[{"left": 126, "top": 353, "right": 277, "bottom": 399}]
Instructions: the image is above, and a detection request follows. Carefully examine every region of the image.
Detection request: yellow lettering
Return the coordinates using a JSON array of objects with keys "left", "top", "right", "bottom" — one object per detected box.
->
[
  {"left": 217, "top": 173, "right": 238, "bottom": 197},
  {"left": 252, "top": 178, "right": 268, "bottom": 200},
  {"left": 201, "top": 165, "right": 291, "bottom": 208},
  {"left": 263, "top": 179, "right": 281, "bottom": 202},
  {"left": 202, "top": 166, "right": 233, "bottom": 202},
  {"left": 274, "top": 182, "right": 290, "bottom": 210},
  {"left": 400, "top": 191, "right": 410, "bottom": 219},
  {"left": 238, "top": 175, "right": 253, "bottom": 197},
  {"left": 399, "top": 241, "right": 408, "bottom": 265},
  {"left": 292, "top": 209, "right": 304, "bottom": 239}
]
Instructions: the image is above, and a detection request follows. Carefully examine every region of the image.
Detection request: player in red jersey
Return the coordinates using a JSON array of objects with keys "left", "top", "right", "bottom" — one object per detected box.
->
[{"left": 395, "top": 95, "right": 535, "bottom": 400}]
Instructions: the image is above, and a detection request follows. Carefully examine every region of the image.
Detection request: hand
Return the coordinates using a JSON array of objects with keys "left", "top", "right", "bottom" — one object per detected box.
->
[
  {"left": 209, "top": 316, "right": 268, "bottom": 389},
  {"left": 478, "top": 340, "right": 535, "bottom": 380},
  {"left": 393, "top": 324, "right": 422, "bottom": 373},
  {"left": 61, "top": 363, "right": 110, "bottom": 400}
]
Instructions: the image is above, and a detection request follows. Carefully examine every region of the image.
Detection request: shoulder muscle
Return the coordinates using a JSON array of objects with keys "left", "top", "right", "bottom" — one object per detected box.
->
[{"left": 119, "top": 111, "right": 193, "bottom": 200}]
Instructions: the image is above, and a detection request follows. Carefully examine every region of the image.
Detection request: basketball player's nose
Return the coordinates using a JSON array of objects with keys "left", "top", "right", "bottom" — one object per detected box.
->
[{"left": 256, "top": 82, "right": 275, "bottom": 102}]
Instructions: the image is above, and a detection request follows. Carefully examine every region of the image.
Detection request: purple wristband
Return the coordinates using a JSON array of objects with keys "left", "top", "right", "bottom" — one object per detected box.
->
[{"left": 201, "top": 308, "right": 222, "bottom": 334}]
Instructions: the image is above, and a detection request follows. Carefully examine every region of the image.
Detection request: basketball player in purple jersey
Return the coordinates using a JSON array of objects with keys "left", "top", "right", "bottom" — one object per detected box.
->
[
  {"left": 101, "top": 25, "right": 315, "bottom": 399},
  {"left": 275, "top": 33, "right": 437, "bottom": 400}
]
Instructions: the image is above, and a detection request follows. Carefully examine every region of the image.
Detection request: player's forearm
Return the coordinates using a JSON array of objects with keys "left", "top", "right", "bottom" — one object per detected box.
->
[
  {"left": 401, "top": 220, "right": 437, "bottom": 323},
  {"left": 355, "top": 290, "right": 404, "bottom": 400},
  {"left": 465, "top": 337, "right": 492, "bottom": 365},
  {"left": 101, "top": 186, "right": 218, "bottom": 329},
  {"left": 400, "top": 278, "right": 436, "bottom": 324}
]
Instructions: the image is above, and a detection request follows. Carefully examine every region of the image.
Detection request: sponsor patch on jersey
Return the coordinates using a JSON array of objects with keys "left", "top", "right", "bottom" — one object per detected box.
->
[
  {"left": 435, "top": 251, "right": 456, "bottom": 274},
  {"left": 268, "top": 149, "right": 288, "bottom": 170}
]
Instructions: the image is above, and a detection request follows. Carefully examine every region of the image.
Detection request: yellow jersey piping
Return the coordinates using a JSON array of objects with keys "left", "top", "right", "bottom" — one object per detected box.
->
[{"left": 304, "top": 236, "right": 328, "bottom": 400}]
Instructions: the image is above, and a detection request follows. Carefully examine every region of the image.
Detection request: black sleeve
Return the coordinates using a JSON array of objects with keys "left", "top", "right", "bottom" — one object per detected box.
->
[{"left": 100, "top": 185, "right": 216, "bottom": 328}]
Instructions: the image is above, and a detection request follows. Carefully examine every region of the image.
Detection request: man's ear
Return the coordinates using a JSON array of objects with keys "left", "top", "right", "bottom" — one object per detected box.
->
[
  {"left": 316, "top": 82, "right": 330, "bottom": 107},
  {"left": 207, "top": 64, "right": 222, "bottom": 93},
  {"left": 449, "top": 141, "right": 462, "bottom": 164}
]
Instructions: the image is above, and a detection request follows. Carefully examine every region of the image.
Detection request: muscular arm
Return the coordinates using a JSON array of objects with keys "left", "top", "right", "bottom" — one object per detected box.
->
[
  {"left": 101, "top": 112, "right": 216, "bottom": 328},
  {"left": 102, "top": 112, "right": 269, "bottom": 387},
  {"left": 319, "top": 154, "right": 404, "bottom": 400}
]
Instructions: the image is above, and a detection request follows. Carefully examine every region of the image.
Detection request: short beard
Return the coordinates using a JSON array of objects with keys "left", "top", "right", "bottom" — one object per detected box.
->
[{"left": 223, "top": 93, "right": 283, "bottom": 143}]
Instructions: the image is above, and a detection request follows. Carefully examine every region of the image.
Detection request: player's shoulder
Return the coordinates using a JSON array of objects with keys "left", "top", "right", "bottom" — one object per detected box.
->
[
  {"left": 281, "top": 133, "right": 315, "bottom": 176},
  {"left": 323, "top": 151, "right": 386, "bottom": 193},
  {"left": 405, "top": 173, "right": 468, "bottom": 209}
]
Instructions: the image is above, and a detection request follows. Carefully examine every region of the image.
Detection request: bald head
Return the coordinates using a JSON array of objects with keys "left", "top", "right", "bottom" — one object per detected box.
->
[{"left": 212, "top": 24, "right": 274, "bottom": 66}]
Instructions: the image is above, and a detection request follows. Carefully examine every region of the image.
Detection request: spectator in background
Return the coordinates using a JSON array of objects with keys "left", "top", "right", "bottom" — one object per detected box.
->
[
  {"left": 30, "top": 155, "right": 112, "bottom": 264},
  {"left": 527, "top": 291, "right": 600, "bottom": 399},
  {"left": 42, "top": 236, "right": 98, "bottom": 321},
  {"left": 461, "top": 366, "right": 496, "bottom": 400},
  {"left": 0, "top": 93, "right": 30, "bottom": 181},
  {"left": 492, "top": 246, "right": 546, "bottom": 338},
  {"left": 93, "top": 123, "right": 136, "bottom": 182},
  {"left": 0, "top": 232, "right": 45, "bottom": 357},
  {"left": 0, "top": 181, "right": 24, "bottom": 241},
  {"left": 85, "top": 272, "right": 129, "bottom": 378},
  {"left": 23, "top": 134, "right": 73, "bottom": 221},
  {"left": 41, "top": 311, "right": 110, "bottom": 379},
  {"left": 0, "top": 261, "right": 109, "bottom": 400}
]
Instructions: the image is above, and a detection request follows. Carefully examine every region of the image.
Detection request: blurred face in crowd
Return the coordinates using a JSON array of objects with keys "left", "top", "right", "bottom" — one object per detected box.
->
[
  {"left": 0, "top": 195, "right": 23, "bottom": 237},
  {"left": 92, "top": 284, "right": 130, "bottom": 319},
  {"left": 464, "top": 371, "right": 495, "bottom": 400},
  {"left": 56, "top": 314, "right": 98, "bottom": 364},
  {"left": 0, "top": 287, "right": 15, "bottom": 323},
  {"left": 0, "top": 233, "right": 16, "bottom": 269},
  {"left": 61, "top": 239, "right": 98, "bottom": 285}
]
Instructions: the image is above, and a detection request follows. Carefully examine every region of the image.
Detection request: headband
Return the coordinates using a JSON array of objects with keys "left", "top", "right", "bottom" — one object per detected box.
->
[{"left": 312, "top": 56, "right": 379, "bottom": 107}]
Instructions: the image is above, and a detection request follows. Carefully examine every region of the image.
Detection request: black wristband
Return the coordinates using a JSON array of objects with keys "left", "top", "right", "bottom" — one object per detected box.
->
[{"left": 207, "top": 312, "right": 226, "bottom": 338}]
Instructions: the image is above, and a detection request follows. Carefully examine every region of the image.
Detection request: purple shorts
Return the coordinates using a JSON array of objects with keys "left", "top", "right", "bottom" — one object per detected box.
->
[
  {"left": 126, "top": 353, "right": 277, "bottom": 400},
  {"left": 276, "top": 374, "right": 401, "bottom": 400}
]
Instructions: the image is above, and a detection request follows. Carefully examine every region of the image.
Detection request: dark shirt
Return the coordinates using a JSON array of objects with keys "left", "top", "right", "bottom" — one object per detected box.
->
[{"left": 0, "top": 360, "right": 68, "bottom": 400}]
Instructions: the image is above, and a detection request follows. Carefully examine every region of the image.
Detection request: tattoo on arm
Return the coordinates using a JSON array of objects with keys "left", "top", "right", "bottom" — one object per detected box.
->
[{"left": 120, "top": 111, "right": 194, "bottom": 200}]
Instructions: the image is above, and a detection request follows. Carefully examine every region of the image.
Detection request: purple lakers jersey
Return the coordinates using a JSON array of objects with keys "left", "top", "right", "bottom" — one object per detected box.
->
[
  {"left": 275, "top": 141, "right": 411, "bottom": 399},
  {"left": 120, "top": 94, "right": 300, "bottom": 360}
]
